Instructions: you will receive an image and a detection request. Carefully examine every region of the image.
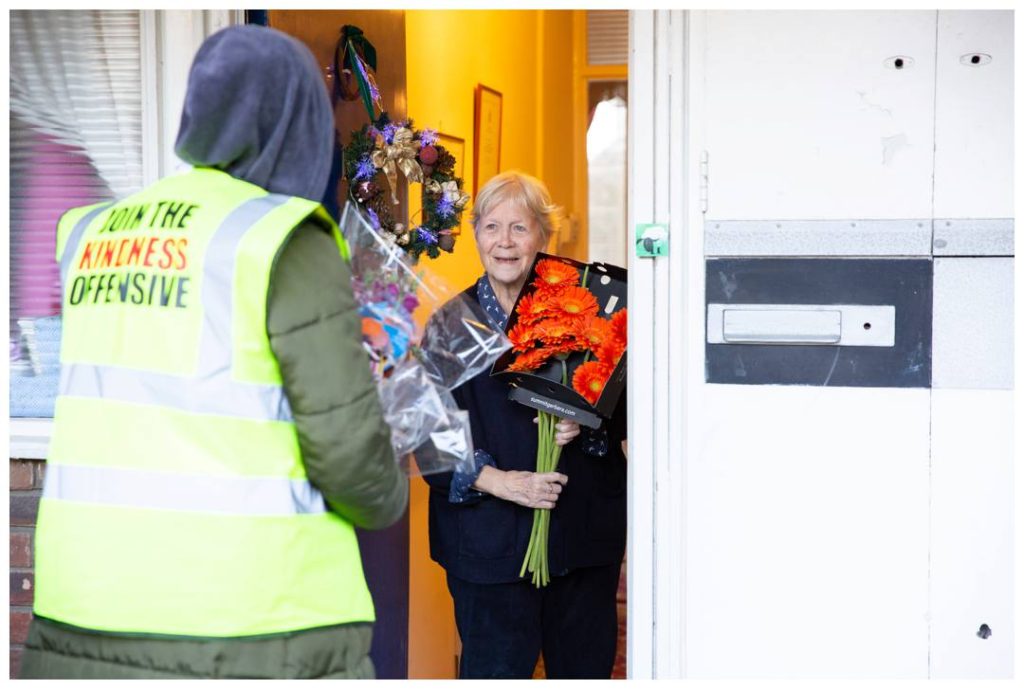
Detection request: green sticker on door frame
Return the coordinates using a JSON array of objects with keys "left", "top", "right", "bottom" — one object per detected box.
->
[{"left": 635, "top": 223, "right": 668, "bottom": 257}]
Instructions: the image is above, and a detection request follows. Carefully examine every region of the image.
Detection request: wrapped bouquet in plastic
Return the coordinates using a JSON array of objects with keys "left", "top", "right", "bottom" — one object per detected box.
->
[{"left": 339, "top": 202, "right": 509, "bottom": 476}]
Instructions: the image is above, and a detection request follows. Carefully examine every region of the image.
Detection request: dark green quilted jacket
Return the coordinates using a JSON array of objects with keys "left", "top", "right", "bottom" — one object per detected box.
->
[{"left": 20, "top": 221, "right": 409, "bottom": 679}]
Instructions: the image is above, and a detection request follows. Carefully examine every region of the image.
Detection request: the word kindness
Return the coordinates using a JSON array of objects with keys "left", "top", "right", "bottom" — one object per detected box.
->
[{"left": 67, "top": 200, "right": 200, "bottom": 310}]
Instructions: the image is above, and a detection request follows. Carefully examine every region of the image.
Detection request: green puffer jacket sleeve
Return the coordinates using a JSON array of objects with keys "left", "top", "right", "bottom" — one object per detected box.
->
[{"left": 267, "top": 219, "right": 408, "bottom": 530}]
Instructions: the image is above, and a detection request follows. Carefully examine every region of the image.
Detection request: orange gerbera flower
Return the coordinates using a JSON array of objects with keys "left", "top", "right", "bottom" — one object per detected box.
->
[
  {"left": 572, "top": 360, "right": 614, "bottom": 405},
  {"left": 595, "top": 335, "right": 626, "bottom": 365},
  {"left": 533, "top": 259, "right": 580, "bottom": 290},
  {"left": 515, "top": 291, "right": 555, "bottom": 325},
  {"left": 508, "top": 321, "right": 540, "bottom": 352},
  {"left": 547, "top": 338, "right": 584, "bottom": 356},
  {"left": 507, "top": 346, "right": 555, "bottom": 373},
  {"left": 594, "top": 308, "right": 626, "bottom": 363},
  {"left": 545, "top": 285, "right": 599, "bottom": 320},
  {"left": 536, "top": 318, "right": 583, "bottom": 346},
  {"left": 610, "top": 308, "right": 627, "bottom": 342},
  {"left": 580, "top": 316, "right": 614, "bottom": 350}
]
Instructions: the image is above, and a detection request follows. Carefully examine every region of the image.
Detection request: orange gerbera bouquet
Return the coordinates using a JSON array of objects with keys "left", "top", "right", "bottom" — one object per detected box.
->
[
  {"left": 507, "top": 262, "right": 626, "bottom": 403},
  {"left": 500, "top": 256, "right": 627, "bottom": 587}
]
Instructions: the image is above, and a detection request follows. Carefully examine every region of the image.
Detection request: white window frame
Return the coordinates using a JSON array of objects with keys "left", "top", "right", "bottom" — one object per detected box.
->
[{"left": 8, "top": 10, "right": 242, "bottom": 460}]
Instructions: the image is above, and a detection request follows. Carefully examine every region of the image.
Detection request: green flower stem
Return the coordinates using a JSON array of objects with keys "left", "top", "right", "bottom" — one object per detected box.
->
[
  {"left": 534, "top": 414, "right": 544, "bottom": 581},
  {"left": 520, "top": 508, "right": 539, "bottom": 578},
  {"left": 544, "top": 413, "right": 553, "bottom": 585},
  {"left": 522, "top": 412, "right": 547, "bottom": 578},
  {"left": 519, "top": 410, "right": 573, "bottom": 587},
  {"left": 542, "top": 511, "right": 551, "bottom": 584},
  {"left": 541, "top": 420, "right": 561, "bottom": 586},
  {"left": 536, "top": 513, "right": 544, "bottom": 586},
  {"left": 551, "top": 442, "right": 564, "bottom": 472},
  {"left": 523, "top": 411, "right": 557, "bottom": 585}
]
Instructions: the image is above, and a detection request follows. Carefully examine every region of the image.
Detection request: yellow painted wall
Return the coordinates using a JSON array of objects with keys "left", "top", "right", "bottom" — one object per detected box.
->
[
  {"left": 404, "top": 9, "right": 576, "bottom": 678},
  {"left": 540, "top": 10, "right": 586, "bottom": 261},
  {"left": 406, "top": 9, "right": 578, "bottom": 292}
]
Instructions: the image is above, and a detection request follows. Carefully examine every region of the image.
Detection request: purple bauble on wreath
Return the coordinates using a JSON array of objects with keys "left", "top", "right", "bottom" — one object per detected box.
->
[
  {"left": 418, "top": 145, "right": 438, "bottom": 166},
  {"left": 438, "top": 233, "right": 456, "bottom": 252}
]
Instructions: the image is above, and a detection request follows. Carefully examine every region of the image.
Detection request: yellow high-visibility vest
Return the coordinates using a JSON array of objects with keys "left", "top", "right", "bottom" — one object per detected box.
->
[{"left": 34, "top": 167, "right": 373, "bottom": 637}]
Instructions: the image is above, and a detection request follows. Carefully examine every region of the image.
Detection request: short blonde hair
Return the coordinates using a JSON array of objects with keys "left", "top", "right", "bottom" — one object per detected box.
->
[{"left": 471, "top": 170, "right": 559, "bottom": 242}]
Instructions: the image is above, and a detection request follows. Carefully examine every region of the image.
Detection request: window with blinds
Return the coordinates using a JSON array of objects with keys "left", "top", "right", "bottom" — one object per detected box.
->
[
  {"left": 587, "top": 10, "right": 628, "bottom": 66},
  {"left": 9, "top": 10, "right": 145, "bottom": 417}
]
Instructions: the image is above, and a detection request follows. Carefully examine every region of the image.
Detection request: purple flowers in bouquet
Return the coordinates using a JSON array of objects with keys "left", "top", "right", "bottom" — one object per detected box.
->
[{"left": 352, "top": 270, "right": 421, "bottom": 380}]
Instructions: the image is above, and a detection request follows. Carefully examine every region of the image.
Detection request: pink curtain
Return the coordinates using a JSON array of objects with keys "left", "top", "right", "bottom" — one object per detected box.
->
[{"left": 10, "top": 125, "right": 107, "bottom": 338}]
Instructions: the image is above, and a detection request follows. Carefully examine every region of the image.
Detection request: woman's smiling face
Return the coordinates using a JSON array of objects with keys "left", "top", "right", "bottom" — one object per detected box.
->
[{"left": 475, "top": 200, "right": 547, "bottom": 293}]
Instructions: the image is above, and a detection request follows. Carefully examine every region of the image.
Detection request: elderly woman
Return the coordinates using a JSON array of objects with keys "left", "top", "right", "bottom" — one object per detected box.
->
[{"left": 423, "top": 171, "right": 627, "bottom": 679}]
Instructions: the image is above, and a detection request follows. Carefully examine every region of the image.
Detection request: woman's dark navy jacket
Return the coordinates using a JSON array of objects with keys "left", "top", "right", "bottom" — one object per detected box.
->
[{"left": 423, "top": 286, "right": 627, "bottom": 584}]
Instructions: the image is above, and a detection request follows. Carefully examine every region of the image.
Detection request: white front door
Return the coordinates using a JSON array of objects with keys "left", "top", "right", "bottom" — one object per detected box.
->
[{"left": 627, "top": 9, "right": 1013, "bottom": 679}]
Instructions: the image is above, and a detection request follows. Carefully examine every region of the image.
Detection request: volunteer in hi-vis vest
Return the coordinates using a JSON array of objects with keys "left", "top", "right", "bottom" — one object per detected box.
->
[{"left": 21, "top": 25, "right": 407, "bottom": 680}]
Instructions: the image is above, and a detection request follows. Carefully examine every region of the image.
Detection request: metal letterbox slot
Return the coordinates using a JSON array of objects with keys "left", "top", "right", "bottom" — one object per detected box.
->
[
  {"left": 707, "top": 304, "right": 896, "bottom": 347},
  {"left": 722, "top": 308, "right": 841, "bottom": 344}
]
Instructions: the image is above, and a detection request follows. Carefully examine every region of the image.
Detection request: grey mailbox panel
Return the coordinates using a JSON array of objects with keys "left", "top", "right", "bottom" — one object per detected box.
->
[{"left": 705, "top": 259, "right": 932, "bottom": 388}]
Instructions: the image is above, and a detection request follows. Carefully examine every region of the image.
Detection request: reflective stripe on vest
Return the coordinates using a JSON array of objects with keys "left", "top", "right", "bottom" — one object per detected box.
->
[
  {"left": 60, "top": 202, "right": 115, "bottom": 290},
  {"left": 195, "top": 193, "right": 288, "bottom": 379},
  {"left": 43, "top": 463, "right": 327, "bottom": 515},
  {"left": 58, "top": 364, "right": 292, "bottom": 421}
]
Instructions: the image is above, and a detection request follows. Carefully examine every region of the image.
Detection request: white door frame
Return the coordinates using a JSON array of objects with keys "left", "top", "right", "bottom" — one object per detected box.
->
[
  {"left": 141, "top": 10, "right": 243, "bottom": 181},
  {"left": 626, "top": 9, "right": 707, "bottom": 679}
]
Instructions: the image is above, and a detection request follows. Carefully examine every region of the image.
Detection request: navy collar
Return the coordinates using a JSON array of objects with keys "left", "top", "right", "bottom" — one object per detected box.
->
[{"left": 475, "top": 273, "right": 508, "bottom": 331}]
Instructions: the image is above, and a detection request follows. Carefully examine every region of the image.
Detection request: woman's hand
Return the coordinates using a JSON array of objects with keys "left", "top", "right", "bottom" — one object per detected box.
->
[
  {"left": 474, "top": 466, "right": 568, "bottom": 509},
  {"left": 533, "top": 417, "right": 581, "bottom": 447}
]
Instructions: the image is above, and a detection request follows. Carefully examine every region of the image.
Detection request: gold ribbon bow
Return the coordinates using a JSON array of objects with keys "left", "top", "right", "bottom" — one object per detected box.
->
[
  {"left": 371, "top": 127, "right": 424, "bottom": 204},
  {"left": 426, "top": 179, "right": 470, "bottom": 210}
]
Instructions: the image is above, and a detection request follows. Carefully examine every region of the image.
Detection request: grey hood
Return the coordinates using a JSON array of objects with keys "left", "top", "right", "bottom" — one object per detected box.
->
[{"left": 174, "top": 24, "right": 333, "bottom": 201}]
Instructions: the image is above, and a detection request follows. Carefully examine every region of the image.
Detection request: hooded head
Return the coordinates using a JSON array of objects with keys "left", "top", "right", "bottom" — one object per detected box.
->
[{"left": 174, "top": 25, "right": 333, "bottom": 201}]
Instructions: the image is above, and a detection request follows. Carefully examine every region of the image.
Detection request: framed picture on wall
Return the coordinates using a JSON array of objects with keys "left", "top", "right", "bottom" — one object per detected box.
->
[
  {"left": 437, "top": 133, "right": 465, "bottom": 180},
  {"left": 474, "top": 84, "right": 502, "bottom": 195}
]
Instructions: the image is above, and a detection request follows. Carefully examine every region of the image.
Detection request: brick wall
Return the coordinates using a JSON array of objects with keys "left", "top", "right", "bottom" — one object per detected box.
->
[{"left": 10, "top": 458, "right": 43, "bottom": 679}]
